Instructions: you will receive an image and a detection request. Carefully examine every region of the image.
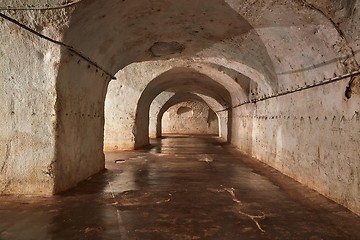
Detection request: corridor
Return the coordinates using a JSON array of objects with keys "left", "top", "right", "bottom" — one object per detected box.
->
[{"left": 1, "top": 135, "right": 360, "bottom": 240}]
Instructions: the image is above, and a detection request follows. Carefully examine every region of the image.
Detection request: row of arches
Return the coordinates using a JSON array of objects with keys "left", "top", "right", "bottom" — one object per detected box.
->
[
  {"left": 103, "top": 57, "right": 268, "bottom": 151},
  {"left": 1, "top": 0, "right": 359, "bottom": 215}
]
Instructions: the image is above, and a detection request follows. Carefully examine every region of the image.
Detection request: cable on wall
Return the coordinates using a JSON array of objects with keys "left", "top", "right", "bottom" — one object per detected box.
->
[
  {"left": 0, "top": 1, "right": 82, "bottom": 10},
  {"left": 0, "top": 11, "right": 116, "bottom": 80},
  {"left": 216, "top": 69, "right": 360, "bottom": 113}
]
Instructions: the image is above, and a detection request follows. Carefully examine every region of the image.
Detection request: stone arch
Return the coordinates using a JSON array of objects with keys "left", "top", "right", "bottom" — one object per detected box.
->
[
  {"left": 1, "top": 0, "right": 359, "bottom": 197},
  {"left": 18, "top": 0, "right": 281, "bottom": 192},
  {"left": 104, "top": 60, "right": 250, "bottom": 151},
  {"left": 134, "top": 67, "right": 232, "bottom": 149},
  {"left": 160, "top": 99, "right": 219, "bottom": 137},
  {"left": 154, "top": 92, "right": 226, "bottom": 140}
]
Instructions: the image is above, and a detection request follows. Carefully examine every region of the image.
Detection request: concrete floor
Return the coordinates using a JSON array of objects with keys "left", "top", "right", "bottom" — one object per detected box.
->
[{"left": 1, "top": 135, "right": 360, "bottom": 240}]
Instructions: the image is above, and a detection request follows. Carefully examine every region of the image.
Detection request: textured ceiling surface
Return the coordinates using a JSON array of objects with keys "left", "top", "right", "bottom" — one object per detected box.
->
[{"left": 2, "top": 0, "right": 359, "bottom": 104}]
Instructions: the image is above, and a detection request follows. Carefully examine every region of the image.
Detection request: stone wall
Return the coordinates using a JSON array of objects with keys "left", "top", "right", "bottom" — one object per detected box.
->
[
  {"left": 0, "top": 17, "right": 60, "bottom": 195},
  {"left": 1, "top": 0, "right": 360, "bottom": 217},
  {"left": 231, "top": 78, "right": 360, "bottom": 215},
  {"left": 53, "top": 50, "right": 110, "bottom": 193},
  {"left": 104, "top": 62, "right": 232, "bottom": 150},
  {"left": 0, "top": 9, "right": 111, "bottom": 194},
  {"left": 162, "top": 101, "right": 219, "bottom": 135}
]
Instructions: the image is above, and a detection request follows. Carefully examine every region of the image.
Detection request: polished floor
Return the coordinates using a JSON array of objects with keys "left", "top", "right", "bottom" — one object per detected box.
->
[{"left": 1, "top": 135, "right": 360, "bottom": 240}]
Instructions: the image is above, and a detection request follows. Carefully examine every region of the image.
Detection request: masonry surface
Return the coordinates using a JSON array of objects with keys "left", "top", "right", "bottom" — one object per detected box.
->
[{"left": 0, "top": 0, "right": 360, "bottom": 238}]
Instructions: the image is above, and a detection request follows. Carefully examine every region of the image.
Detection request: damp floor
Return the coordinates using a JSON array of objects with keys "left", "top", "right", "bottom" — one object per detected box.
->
[{"left": 1, "top": 135, "right": 360, "bottom": 240}]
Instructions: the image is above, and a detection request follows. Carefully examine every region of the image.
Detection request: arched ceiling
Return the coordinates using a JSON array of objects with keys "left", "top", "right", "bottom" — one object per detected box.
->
[
  {"left": 133, "top": 66, "right": 233, "bottom": 147},
  {"left": 2, "top": 0, "right": 359, "bottom": 97},
  {"left": 148, "top": 91, "right": 225, "bottom": 139},
  {"left": 62, "top": 0, "right": 279, "bottom": 93},
  {"left": 154, "top": 92, "right": 222, "bottom": 139},
  {"left": 148, "top": 91, "right": 223, "bottom": 140},
  {"left": 64, "top": 0, "right": 255, "bottom": 67},
  {"left": 136, "top": 67, "right": 233, "bottom": 109},
  {"left": 157, "top": 92, "right": 221, "bottom": 119},
  {"left": 116, "top": 59, "right": 251, "bottom": 106}
]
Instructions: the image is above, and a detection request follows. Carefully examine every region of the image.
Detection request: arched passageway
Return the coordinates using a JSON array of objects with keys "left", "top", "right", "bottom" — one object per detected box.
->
[
  {"left": 161, "top": 101, "right": 219, "bottom": 136},
  {"left": 162, "top": 101, "right": 218, "bottom": 136},
  {"left": 0, "top": 0, "right": 360, "bottom": 222},
  {"left": 105, "top": 62, "right": 243, "bottom": 151},
  {"left": 154, "top": 93, "right": 221, "bottom": 139},
  {"left": 133, "top": 67, "right": 233, "bottom": 149}
]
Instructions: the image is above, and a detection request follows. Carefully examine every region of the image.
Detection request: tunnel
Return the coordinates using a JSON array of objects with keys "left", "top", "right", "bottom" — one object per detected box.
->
[{"left": 0, "top": 0, "right": 360, "bottom": 239}]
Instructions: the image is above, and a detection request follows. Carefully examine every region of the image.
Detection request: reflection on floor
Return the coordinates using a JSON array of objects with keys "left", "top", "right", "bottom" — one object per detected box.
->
[{"left": 1, "top": 135, "right": 360, "bottom": 239}]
